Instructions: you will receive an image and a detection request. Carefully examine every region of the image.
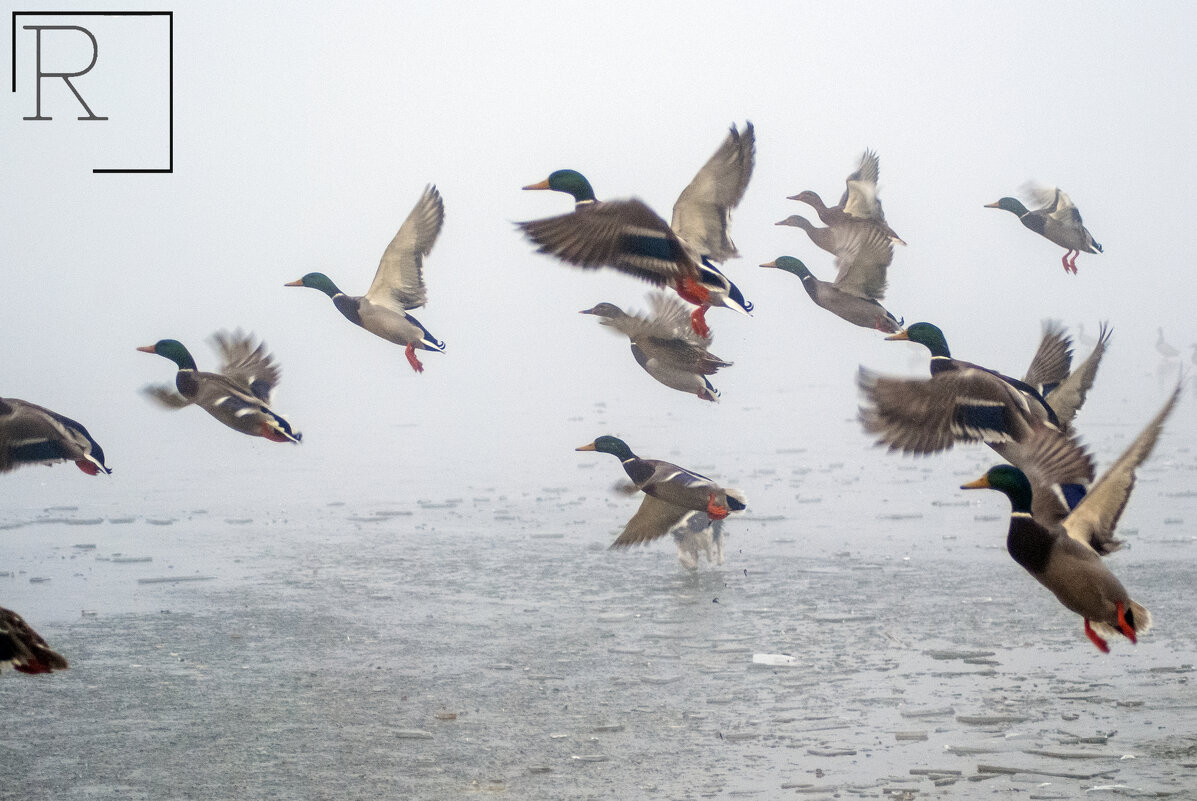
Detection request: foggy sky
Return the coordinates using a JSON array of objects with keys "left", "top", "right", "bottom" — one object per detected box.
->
[{"left": 2, "top": 2, "right": 1192, "bottom": 513}]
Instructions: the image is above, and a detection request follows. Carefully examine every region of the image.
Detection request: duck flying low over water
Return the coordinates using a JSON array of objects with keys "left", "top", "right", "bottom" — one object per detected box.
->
[
  {"left": 286, "top": 185, "right": 446, "bottom": 372},
  {"left": 576, "top": 436, "right": 746, "bottom": 549},
  {"left": 986, "top": 186, "right": 1101, "bottom": 274},
  {"left": 1, "top": 606, "right": 68, "bottom": 675},
  {"left": 961, "top": 384, "right": 1179, "bottom": 652},
  {"left": 762, "top": 243, "right": 899, "bottom": 333},
  {"left": 580, "top": 293, "right": 732, "bottom": 402},
  {"left": 0, "top": 397, "right": 110, "bottom": 475},
  {"left": 519, "top": 123, "right": 755, "bottom": 338},
  {"left": 860, "top": 322, "right": 1095, "bottom": 523},
  {"left": 138, "top": 331, "right": 301, "bottom": 443},
  {"left": 788, "top": 150, "right": 906, "bottom": 246}
]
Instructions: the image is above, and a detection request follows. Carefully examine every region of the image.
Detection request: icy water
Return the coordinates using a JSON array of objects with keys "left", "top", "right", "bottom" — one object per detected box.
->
[{"left": 2, "top": 409, "right": 1196, "bottom": 799}]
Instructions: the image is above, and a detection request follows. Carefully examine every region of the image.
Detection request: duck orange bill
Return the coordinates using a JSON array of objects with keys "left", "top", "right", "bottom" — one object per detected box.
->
[
  {"left": 283, "top": 279, "right": 304, "bottom": 286},
  {"left": 983, "top": 201, "right": 1002, "bottom": 208},
  {"left": 960, "top": 476, "right": 991, "bottom": 490},
  {"left": 884, "top": 329, "right": 910, "bottom": 341},
  {"left": 135, "top": 345, "right": 156, "bottom": 353},
  {"left": 575, "top": 442, "right": 597, "bottom": 452},
  {"left": 522, "top": 179, "right": 551, "bottom": 190}
]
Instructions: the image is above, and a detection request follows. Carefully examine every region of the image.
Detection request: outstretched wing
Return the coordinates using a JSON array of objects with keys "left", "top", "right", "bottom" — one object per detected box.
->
[
  {"left": 520, "top": 199, "right": 699, "bottom": 286},
  {"left": 0, "top": 606, "right": 68, "bottom": 675},
  {"left": 365, "top": 184, "right": 445, "bottom": 311},
  {"left": 1023, "top": 320, "right": 1073, "bottom": 392},
  {"left": 830, "top": 222, "right": 894, "bottom": 300},
  {"left": 1046, "top": 323, "right": 1111, "bottom": 431},
  {"left": 671, "top": 122, "right": 755, "bottom": 262},
  {"left": 858, "top": 366, "right": 1038, "bottom": 454},
  {"left": 610, "top": 493, "right": 693, "bottom": 549},
  {"left": 837, "top": 149, "right": 880, "bottom": 207},
  {"left": 211, "top": 330, "right": 281, "bottom": 402},
  {"left": 1061, "top": 384, "right": 1181, "bottom": 555}
]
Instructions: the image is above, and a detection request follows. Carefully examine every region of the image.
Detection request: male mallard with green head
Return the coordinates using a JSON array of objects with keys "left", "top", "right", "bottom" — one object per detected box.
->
[
  {"left": 286, "top": 185, "right": 445, "bottom": 372},
  {"left": 520, "top": 123, "right": 756, "bottom": 338},
  {"left": 138, "top": 331, "right": 301, "bottom": 443},
  {"left": 576, "top": 436, "right": 746, "bottom": 549},
  {"left": 961, "top": 385, "right": 1177, "bottom": 651},
  {"left": 761, "top": 251, "right": 900, "bottom": 333},
  {"left": 986, "top": 186, "right": 1102, "bottom": 273}
]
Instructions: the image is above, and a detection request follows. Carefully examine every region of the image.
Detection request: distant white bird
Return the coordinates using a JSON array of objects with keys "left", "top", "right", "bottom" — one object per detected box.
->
[{"left": 1156, "top": 328, "right": 1179, "bottom": 360}]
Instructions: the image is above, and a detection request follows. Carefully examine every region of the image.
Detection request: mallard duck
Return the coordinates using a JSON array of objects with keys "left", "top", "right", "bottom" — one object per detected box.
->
[
  {"left": 860, "top": 322, "right": 1094, "bottom": 523},
  {"left": 960, "top": 385, "right": 1179, "bottom": 651},
  {"left": 774, "top": 214, "right": 839, "bottom": 255},
  {"left": 580, "top": 293, "right": 732, "bottom": 402},
  {"left": 985, "top": 186, "right": 1102, "bottom": 273},
  {"left": 519, "top": 123, "right": 755, "bottom": 338},
  {"left": 137, "top": 331, "right": 302, "bottom": 443},
  {"left": 0, "top": 397, "right": 110, "bottom": 475},
  {"left": 576, "top": 436, "right": 746, "bottom": 549},
  {"left": 766, "top": 255, "right": 900, "bottom": 332},
  {"left": 788, "top": 150, "right": 906, "bottom": 245},
  {"left": 1, "top": 606, "right": 68, "bottom": 675},
  {"left": 286, "top": 185, "right": 445, "bottom": 372}
]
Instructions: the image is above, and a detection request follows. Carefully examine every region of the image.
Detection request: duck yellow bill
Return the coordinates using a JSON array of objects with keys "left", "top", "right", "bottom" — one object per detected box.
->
[
  {"left": 759, "top": 260, "right": 777, "bottom": 268},
  {"left": 522, "top": 179, "right": 551, "bottom": 191},
  {"left": 983, "top": 200, "right": 1001, "bottom": 208},
  {"left": 283, "top": 278, "right": 304, "bottom": 287},
  {"left": 575, "top": 442, "right": 597, "bottom": 452},
  {"left": 960, "top": 475, "right": 991, "bottom": 490},
  {"left": 884, "top": 329, "right": 910, "bottom": 341},
  {"left": 135, "top": 345, "right": 156, "bottom": 353}
]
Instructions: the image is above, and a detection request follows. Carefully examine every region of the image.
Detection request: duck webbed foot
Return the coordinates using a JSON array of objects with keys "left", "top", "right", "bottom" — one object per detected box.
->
[
  {"left": 405, "top": 343, "right": 425, "bottom": 373},
  {"left": 1083, "top": 618, "right": 1110, "bottom": 653},
  {"left": 1115, "top": 602, "right": 1138, "bottom": 643},
  {"left": 706, "top": 491, "right": 730, "bottom": 520}
]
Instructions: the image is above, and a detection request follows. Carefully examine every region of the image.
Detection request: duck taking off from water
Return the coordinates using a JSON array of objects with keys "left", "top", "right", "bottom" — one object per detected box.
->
[
  {"left": 577, "top": 436, "right": 746, "bottom": 550},
  {"left": 986, "top": 185, "right": 1101, "bottom": 274},
  {"left": 286, "top": 185, "right": 446, "bottom": 372},
  {"left": 519, "top": 123, "right": 755, "bottom": 338},
  {"left": 138, "top": 331, "right": 302, "bottom": 444}
]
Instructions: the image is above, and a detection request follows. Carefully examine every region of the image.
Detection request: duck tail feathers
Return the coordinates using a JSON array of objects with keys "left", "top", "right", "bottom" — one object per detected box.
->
[{"left": 724, "top": 488, "right": 747, "bottom": 512}]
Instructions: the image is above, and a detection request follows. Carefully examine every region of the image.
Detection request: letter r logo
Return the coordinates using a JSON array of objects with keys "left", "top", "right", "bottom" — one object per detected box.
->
[{"left": 22, "top": 25, "right": 108, "bottom": 121}]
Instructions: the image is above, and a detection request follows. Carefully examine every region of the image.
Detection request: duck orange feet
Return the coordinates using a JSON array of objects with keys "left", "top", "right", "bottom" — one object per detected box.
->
[
  {"left": 405, "top": 343, "right": 425, "bottom": 373},
  {"left": 74, "top": 460, "right": 100, "bottom": 475},
  {"left": 689, "top": 306, "right": 711, "bottom": 339},
  {"left": 675, "top": 275, "right": 711, "bottom": 307},
  {"left": 1084, "top": 618, "right": 1110, "bottom": 653},
  {"left": 1115, "top": 602, "right": 1137, "bottom": 643},
  {"left": 706, "top": 491, "right": 730, "bottom": 520}
]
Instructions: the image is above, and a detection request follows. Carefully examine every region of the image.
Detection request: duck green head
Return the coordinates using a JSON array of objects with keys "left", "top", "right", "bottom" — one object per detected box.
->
[
  {"left": 961, "top": 464, "right": 1033, "bottom": 513},
  {"left": 887, "top": 322, "right": 951, "bottom": 357},
  {"left": 984, "top": 197, "right": 1029, "bottom": 216},
  {"left": 576, "top": 435, "right": 635, "bottom": 460},
  {"left": 760, "top": 256, "right": 811, "bottom": 278},
  {"left": 285, "top": 272, "right": 342, "bottom": 297},
  {"left": 136, "top": 339, "right": 197, "bottom": 370},
  {"left": 523, "top": 169, "right": 597, "bottom": 203}
]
